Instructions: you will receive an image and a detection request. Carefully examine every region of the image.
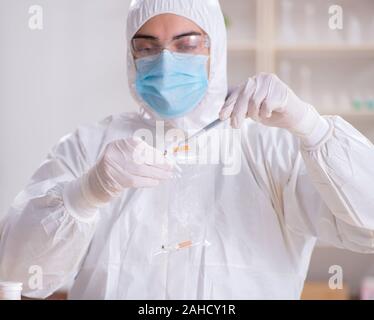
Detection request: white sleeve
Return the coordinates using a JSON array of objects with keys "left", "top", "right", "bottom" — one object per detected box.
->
[
  {"left": 0, "top": 130, "right": 100, "bottom": 299},
  {"left": 283, "top": 116, "right": 374, "bottom": 253}
]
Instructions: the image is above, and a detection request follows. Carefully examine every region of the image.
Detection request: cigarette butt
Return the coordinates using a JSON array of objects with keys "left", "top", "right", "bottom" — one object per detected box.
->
[
  {"left": 173, "top": 144, "right": 190, "bottom": 153},
  {"left": 177, "top": 240, "right": 193, "bottom": 249}
]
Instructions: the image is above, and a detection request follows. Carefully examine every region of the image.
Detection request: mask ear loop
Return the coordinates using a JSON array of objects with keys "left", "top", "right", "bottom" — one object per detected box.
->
[
  {"left": 203, "top": 34, "right": 211, "bottom": 50},
  {"left": 202, "top": 34, "right": 212, "bottom": 81}
]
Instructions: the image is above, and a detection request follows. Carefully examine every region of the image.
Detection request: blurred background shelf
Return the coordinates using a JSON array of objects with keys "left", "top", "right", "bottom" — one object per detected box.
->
[
  {"left": 275, "top": 44, "right": 374, "bottom": 53},
  {"left": 221, "top": 0, "right": 374, "bottom": 137},
  {"left": 301, "top": 282, "right": 350, "bottom": 300},
  {"left": 228, "top": 42, "right": 257, "bottom": 52},
  {"left": 335, "top": 112, "right": 374, "bottom": 118}
]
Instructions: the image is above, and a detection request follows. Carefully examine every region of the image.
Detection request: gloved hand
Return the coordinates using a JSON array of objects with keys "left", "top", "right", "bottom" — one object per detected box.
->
[
  {"left": 63, "top": 137, "right": 177, "bottom": 218},
  {"left": 220, "top": 73, "right": 330, "bottom": 147}
]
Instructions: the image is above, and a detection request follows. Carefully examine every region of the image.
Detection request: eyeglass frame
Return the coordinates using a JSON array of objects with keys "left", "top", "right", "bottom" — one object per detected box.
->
[{"left": 131, "top": 33, "right": 211, "bottom": 59}]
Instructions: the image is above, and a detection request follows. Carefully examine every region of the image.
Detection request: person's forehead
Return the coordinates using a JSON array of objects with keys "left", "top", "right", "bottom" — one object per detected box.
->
[{"left": 135, "top": 13, "right": 204, "bottom": 37}]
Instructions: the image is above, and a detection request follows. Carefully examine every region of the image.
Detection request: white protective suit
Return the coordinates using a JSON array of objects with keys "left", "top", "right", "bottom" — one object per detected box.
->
[{"left": 1, "top": 0, "right": 374, "bottom": 300}]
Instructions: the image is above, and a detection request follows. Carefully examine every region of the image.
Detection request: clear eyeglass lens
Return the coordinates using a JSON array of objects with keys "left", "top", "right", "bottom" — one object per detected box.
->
[{"left": 132, "top": 35, "right": 209, "bottom": 58}]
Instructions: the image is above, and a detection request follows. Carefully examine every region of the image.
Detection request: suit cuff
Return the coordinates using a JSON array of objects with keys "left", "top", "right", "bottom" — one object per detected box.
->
[
  {"left": 62, "top": 177, "right": 100, "bottom": 222},
  {"left": 289, "top": 105, "right": 332, "bottom": 150}
]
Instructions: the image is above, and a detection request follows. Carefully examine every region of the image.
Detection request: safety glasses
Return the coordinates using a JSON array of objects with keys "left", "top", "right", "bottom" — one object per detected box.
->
[{"left": 132, "top": 34, "right": 210, "bottom": 59}]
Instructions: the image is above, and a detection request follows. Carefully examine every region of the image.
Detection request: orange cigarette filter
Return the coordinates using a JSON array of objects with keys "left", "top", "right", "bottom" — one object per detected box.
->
[
  {"left": 177, "top": 240, "right": 193, "bottom": 249},
  {"left": 173, "top": 144, "right": 190, "bottom": 154}
]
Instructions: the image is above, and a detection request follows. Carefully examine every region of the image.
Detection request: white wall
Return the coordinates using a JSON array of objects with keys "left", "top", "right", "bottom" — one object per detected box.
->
[{"left": 0, "top": 0, "right": 136, "bottom": 218}]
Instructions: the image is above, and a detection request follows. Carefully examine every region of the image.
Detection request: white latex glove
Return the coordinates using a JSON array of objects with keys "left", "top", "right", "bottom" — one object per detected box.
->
[
  {"left": 63, "top": 137, "right": 177, "bottom": 218},
  {"left": 220, "top": 73, "right": 330, "bottom": 147}
]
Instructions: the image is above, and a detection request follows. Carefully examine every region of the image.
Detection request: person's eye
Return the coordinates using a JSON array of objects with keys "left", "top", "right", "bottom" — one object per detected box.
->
[
  {"left": 133, "top": 39, "right": 160, "bottom": 52},
  {"left": 135, "top": 45, "right": 160, "bottom": 57},
  {"left": 182, "top": 46, "right": 197, "bottom": 51},
  {"left": 137, "top": 44, "right": 156, "bottom": 51},
  {"left": 138, "top": 47, "right": 154, "bottom": 52},
  {"left": 176, "top": 43, "right": 199, "bottom": 51}
]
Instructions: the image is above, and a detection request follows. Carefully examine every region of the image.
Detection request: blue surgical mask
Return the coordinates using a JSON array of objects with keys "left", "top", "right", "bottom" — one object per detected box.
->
[{"left": 135, "top": 50, "right": 209, "bottom": 119}]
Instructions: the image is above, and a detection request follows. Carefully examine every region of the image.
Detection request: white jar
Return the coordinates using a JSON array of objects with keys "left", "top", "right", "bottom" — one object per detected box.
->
[{"left": 0, "top": 282, "right": 23, "bottom": 300}]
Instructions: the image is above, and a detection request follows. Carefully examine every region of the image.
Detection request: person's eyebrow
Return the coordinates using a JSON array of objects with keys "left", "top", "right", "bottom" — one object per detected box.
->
[
  {"left": 133, "top": 31, "right": 202, "bottom": 41},
  {"left": 133, "top": 34, "right": 159, "bottom": 40},
  {"left": 173, "top": 31, "right": 202, "bottom": 39}
]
